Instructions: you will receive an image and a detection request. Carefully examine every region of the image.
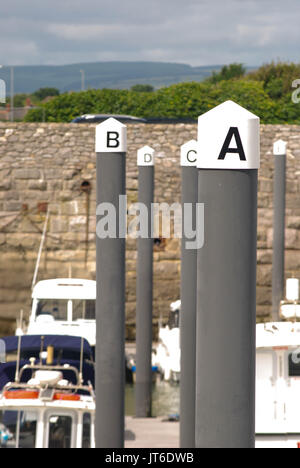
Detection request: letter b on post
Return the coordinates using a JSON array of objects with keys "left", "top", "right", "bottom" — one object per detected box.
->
[
  {"left": 107, "top": 132, "right": 120, "bottom": 148},
  {"left": 95, "top": 118, "right": 127, "bottom": 153}
]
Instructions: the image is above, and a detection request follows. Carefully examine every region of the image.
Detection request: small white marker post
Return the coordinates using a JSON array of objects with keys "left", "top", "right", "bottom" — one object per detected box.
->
[
  {"left": 272, "top": 139, "right": 287, "bottom": 321},
  {"left": 135, "top": 145, "right": 155, "bottom": 418},
  {"left": 180, "top": 139, "right": 198, "bottom": 448},
  {"left": 95, "top": 118, "right": 126, "bottom": 448},
  {"left": 196, "top": 101, "right": 260, "bottom": 448}
]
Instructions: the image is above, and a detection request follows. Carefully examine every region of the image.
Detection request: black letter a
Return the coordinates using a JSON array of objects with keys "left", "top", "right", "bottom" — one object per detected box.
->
[{"left": 218, "top": 127, "right": 246, "bottom": 161}]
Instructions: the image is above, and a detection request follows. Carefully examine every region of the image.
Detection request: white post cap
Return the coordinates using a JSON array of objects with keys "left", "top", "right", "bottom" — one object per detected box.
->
[
  {"left": 137, "top": 145, "right": 155, "bottom": 166},
  {"left": 197, "top": 100, "right": 260, "bottom": 170},
  {"left": 180, "top": 140, "right": 198, "bottom": 166},
  {"left": 273, "top": 139, "right": 287, "bottom": 156},
  {"left": 95, "top": 117, "right": 127, "bottom": 153}
]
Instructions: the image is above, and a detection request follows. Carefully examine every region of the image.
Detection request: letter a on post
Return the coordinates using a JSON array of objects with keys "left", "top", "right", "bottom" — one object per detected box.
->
[{"left": 197, "top": 100, "right": 260, "bottom": 170}]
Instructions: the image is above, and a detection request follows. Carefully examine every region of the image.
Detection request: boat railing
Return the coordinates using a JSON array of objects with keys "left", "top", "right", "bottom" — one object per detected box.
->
[
  {"left": 2, "top": 362, "right": 95, "bottom": 400},
  {"left": 18, "top": 363, "right": 81, "bottom": 385}
]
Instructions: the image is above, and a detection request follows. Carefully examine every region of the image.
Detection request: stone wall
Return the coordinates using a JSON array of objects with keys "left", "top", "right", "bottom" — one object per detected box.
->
[{"left": 0, "top": 122, "right": 299, "bottom": 338}]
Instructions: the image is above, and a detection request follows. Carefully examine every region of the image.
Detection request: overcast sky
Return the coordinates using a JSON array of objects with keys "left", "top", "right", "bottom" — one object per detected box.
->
[{"left": 0, "top": 0, "right": 299, "bottom": 67}]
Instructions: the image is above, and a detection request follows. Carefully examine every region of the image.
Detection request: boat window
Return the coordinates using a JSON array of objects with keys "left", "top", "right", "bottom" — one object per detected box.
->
[
  {"left": 0, "top": 410, "right": 37, "bottom": 448},
  {"left": 37, "top": 299, "right": 68, "bottom": 321},
  {"left": 72, "top": 300, "right": 96, "bottom": 321},
  {"left": 168, "top": 309, "right": 179, "bottom": 329},
  {"left": 48, "top": 415, "right": 72, "bottom": 448},
  {"left": 288, "top": 352, "right": 300, "bottom": 377},
  {"left": 82, "top": 413, "right": 91, "bottom": 448}
]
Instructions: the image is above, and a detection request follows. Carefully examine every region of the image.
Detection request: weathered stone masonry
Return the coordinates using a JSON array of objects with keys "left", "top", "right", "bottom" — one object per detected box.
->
[{"left": 0, "top": 122, "right": 299, "bottom": 338}]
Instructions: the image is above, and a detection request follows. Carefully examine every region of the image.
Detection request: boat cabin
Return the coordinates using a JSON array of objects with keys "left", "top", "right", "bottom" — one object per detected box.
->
[{"left": 24, "top": 279, "right": 96, "bottom": 347}]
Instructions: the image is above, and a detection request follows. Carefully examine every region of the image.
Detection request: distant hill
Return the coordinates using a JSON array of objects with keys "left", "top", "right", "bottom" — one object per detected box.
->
[{"left": 0, "top": 62, "right": 227, "bottom": 94}]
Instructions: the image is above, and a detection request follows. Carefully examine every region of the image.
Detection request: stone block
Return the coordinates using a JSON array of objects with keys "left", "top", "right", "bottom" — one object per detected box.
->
[
  {"left": 285, "top": 229, "right": 299, "bottom": 249},
  {"left": 257, "top": 264, "right": 272, "bottom": 287},
  {"left": 287, "top": 217, "right": 300, "bottom": 229},
  {"left": 3, "top": 201, "right": 23, "bottom": 212},
  {"left": 285, "top": 250, "right": 300, "bottom": 271},
  {"left": 154, "top": 260, "right": 180, "bottom": 279},
  {"left": 28, "top": 180, "right": 47, "bottom": 191},
  {"left": 14, "top": 169, "right": 40, "bottom": 179},
  {"left": 49, "top": 217, "right": 69, "bottom": 233},
  {"left": 257, "top": 286, "right": 271, "bottom": 306},
  {"left": 8, "top": 233, "right": 40, "bottom": 250},
  {"left": 257, "top": 250, "right": 272, "bottom": 265},
  {"left": 0, "top": 180, "right": 11, "bottom": 190}
]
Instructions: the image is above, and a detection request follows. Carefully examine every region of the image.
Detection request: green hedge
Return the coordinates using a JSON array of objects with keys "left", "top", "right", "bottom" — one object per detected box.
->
[{"left": 24, "top": 63, "right": 300, "bottom": 124}]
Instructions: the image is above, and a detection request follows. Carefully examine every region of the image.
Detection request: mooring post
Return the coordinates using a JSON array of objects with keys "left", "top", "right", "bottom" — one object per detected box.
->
[
  {"left": 135, "top": 145, "right": 155, "bottom": 418},
  {"left": 95, "top": 118, "right": 127, "bottom": 448},
  {"left": 180, "top": 139, "right": 198, "bottom": 448},
  {"left": 196, "top": 101, "right": 259, "bottom": 448},
  {"left": 272, "top": 140, "right": 287, "bottom": 321}
]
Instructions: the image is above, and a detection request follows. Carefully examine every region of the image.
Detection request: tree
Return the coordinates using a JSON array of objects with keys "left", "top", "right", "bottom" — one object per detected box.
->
[
  {"left": 130, "top": 84, "right": 154, "bottom": 93},
  {"left": 248, "top": 61, "right": 300, "bottom": 99},
  {"left": 32, "top": 87, "right": 60, "bottom": 101},
  {"left": 207, "top": 63, "right": 246, "bottom": 84},
  {"left": 12, "top": 94, "right": 29, "bottom": 107}
]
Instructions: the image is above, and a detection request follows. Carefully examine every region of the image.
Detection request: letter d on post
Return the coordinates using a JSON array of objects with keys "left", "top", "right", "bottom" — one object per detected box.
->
[{"left": 135, "top": 145, "right": 155, "bottom": 418}]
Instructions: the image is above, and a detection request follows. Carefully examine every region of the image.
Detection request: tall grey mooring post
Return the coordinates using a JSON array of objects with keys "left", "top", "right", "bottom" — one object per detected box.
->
[
  {"left": 272, "top": 140, "right": 287, "bottom": 321},
  {"left": 135, "top": 146, "right": 155, "bottom": 418},
  {"left": 180, "top": 140, "right": 198, "bottom": 448},
  {"left": 95, "top": 118, "right": 127, "bottom": 448},
  {"left": 196, "top": 101, "right": 260, "bottom": 448}
]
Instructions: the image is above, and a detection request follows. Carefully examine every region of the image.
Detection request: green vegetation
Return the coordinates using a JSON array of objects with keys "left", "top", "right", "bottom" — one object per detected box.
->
[
  {"left": 206, "top": 63, "right": 246, "bottom": 84},
  {"left": 130, "top": 84, "right": 154, "bottom": 93},
  {"left": 23, "top": 62, "right": 300, "bottom": 124},
  {"left": 0, "top": 87, "right": 60, "bottom": 110},
  {"left": 32, "top": 87, "right": 60, "bottom": 101},
  {"left": 13, "top": 94, "right": 29, "bottom": 107}
]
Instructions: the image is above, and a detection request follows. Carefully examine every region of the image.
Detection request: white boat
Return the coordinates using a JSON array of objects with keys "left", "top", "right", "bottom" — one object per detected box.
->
[
  {"left": 153, "top": 300, "right": 181, "bottom": 382},
  {"left": 157, "top": 287, "right": 300, "bottom": 448},
  {"left": 0, "top": 359, "right": 95, "bottom": 448},
  {"left": 17, "top": 278, "right": 96, "bottom": 349},
  {"left": 0, "top": 278, "right": 97, "bottom": 448},
  {"left": 256, "top": 320, "right": 300, "bottom": 448}
]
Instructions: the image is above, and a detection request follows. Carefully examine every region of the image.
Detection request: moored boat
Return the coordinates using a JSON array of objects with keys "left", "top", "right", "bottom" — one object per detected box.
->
[{"left": 0, "top": 355, "right": 95, "bottom": 448}]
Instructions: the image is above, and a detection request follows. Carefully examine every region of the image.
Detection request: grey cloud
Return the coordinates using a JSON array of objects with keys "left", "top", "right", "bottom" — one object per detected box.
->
[{"left": 0, "top": 0, "right": 299, "bottom": 66}]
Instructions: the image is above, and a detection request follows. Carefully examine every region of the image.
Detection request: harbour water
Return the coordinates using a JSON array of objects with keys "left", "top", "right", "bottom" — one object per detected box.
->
[{"left": 125, "top": 382, "right": 180, "bottom": 418}]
